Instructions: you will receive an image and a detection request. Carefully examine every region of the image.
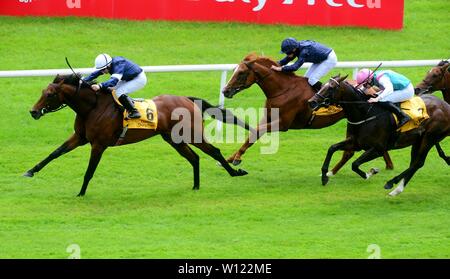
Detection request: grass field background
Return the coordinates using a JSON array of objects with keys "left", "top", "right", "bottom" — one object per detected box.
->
[{"left": 0, "top": 0, "right": 449, "bottom": 258}]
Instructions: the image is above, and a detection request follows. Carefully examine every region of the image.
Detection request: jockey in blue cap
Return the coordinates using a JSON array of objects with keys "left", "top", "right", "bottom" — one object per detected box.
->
[
  {"left": 83, "top": 54, "right": 147, "bottom": 119},
  {"left": 271, "top": 37, "right": 338, "bottom": 92}
]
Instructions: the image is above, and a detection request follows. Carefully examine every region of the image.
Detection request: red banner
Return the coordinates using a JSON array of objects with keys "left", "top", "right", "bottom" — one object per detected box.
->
[{"left": 0, "top": 0, "right": 404, "bottom": 30}]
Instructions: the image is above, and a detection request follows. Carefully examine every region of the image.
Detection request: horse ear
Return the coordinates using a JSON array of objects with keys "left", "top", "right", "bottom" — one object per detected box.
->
[
  {"left": 340, "top": 74, "right": 348, "bottom": 82},
  {"left": 442, "top": 63, "right": 450, "bottom": 73}
]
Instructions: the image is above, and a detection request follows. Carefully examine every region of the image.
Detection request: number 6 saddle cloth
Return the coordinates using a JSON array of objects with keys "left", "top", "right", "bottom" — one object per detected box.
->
[{"left": 112, "top": 91, "right": 158, "bottom": 130}]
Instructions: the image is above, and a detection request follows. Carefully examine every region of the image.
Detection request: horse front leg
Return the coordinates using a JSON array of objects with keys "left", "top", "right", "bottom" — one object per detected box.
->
[
  {"left": 227, "top": 118, "right": 280, "bottom": 166},
  {"left": 323, "top": 138, "right": 355, "bottom": 185},
  {"left": 23, "top": 133, "right": 86, "bottom": 177},
  {"left": 351, "top": 148, "right": 384, "bottom": 180},
  {"left": 77, "top": 144, "right": 106, "bottom": 197}
]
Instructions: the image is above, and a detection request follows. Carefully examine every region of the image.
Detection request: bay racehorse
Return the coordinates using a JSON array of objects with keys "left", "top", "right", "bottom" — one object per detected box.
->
[
  {"left": 308, "top": 75, "right": 450, "bottom": 196},
  {"left": 25, "top": 74, "right": 250, "bottom": 196},
  {"left": 221, "top": 53, "right": 393, "bottom": 175},
  {"left": 415, "top": 60, "right": 450, "bottom": 103}
]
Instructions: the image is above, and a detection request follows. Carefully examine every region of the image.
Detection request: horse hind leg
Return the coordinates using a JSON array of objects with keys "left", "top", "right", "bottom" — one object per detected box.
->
[
  {"left": 161, "top": 134, "right": 200, "bottom": 190},
  {"left": 435, "top": 143, "right": 450, "bottom": 165},
  {"left": 386, "top": 137, "right": 435, "bottom": 196},
  {"left": 192, "top": 141, "right": 248, "bottom": 177}
]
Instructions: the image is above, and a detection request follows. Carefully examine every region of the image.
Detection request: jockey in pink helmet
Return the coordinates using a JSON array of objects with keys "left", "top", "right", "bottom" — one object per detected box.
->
[{"left": 357, "top": 68, "right": 413, "bottom": 127}]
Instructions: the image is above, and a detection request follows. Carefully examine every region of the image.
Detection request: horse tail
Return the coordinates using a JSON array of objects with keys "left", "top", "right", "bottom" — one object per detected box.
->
[{"left": 187, "top": 96, "right": 255, "bottom": 133}]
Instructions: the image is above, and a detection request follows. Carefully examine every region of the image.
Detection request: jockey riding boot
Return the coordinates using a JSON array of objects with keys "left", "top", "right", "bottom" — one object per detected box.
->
[
  {"left": 311, "top": 81, "right": 323, "bottom": 93},
  {"left": 118, "top": 94, "right": 141, "bottom": 119},
  {"left": 378, "top": 101, "right": 411, "bottom": 128}
]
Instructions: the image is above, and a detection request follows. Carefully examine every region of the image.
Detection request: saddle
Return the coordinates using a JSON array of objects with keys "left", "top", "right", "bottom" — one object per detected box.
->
[
  {"left": 394, "top": 97, "right": 429, "bottom": 133},
  {"left": 111, "top": 91, "right": 158, "bottom": 130}
]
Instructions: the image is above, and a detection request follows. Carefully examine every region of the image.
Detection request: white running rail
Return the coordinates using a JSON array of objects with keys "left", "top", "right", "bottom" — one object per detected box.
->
[{"left": 0, "top": 60, "right": 441, "bottom": 130}]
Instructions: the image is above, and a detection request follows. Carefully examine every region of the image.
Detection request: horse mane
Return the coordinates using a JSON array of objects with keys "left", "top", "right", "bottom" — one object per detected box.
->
[
  {"left": 53, "top": 74, "right": 93, "bottom": 89},
  {"left": 437, "top": 60, "right": 449, "bottom": 66},
  {"left": 243, "top": 53, "right": 297, "bottom": 77},
  {"left": 342, "top": 80, "right": 370, "bottom": 101}
]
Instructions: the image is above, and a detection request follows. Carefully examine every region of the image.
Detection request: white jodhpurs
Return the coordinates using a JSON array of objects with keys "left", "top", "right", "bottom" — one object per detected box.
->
[
  {"left": 380, "top": 83, "right": 415, "bottom": 103},
  {"left": 305, "top": 50, "right": 338, "bottom": 86},
  {"left": 114, "top": 71, "right": 147, "bottom": 97}
]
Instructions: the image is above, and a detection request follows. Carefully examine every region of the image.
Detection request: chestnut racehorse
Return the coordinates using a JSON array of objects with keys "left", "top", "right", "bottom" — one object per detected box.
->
[
  {"left": 221, "top": 53, "right": 393, "bottom": 175},
  {"left": 25, "top": 74, "right": 250, "bottom": 196}
]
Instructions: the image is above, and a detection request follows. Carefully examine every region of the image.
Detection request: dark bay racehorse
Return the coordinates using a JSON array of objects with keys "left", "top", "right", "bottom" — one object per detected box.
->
[
  {"left": 415, "top": 60, "right": 450, "bottom": 103},
  {"left": 309, "top": 75, "right": 450, "bottom": 196},
  {"left": 25, "top": 74, "right": 250, "bottom": 196},
  {"left": 221, "top": 53, "right": 393, "bottom": 175}
]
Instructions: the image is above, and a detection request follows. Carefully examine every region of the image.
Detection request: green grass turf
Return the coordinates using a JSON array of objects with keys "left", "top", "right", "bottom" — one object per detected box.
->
[{"left": 0, "top": 0, "right": 449, "bottom": 258}]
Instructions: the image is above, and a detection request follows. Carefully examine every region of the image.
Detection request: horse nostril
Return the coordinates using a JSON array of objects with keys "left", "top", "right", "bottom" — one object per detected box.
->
[{"left": 30, "top": 110, "right": 41, "bottom": 120}]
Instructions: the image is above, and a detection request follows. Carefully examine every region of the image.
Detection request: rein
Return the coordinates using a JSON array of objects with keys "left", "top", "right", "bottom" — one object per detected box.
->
[{"left": 243, "top": 60, "right": 294, "bottom": 99}]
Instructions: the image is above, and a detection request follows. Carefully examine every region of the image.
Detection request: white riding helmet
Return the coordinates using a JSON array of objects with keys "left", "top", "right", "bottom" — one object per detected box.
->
[{"left": 94, "top": 53, "right": 112, "bottom": 70}]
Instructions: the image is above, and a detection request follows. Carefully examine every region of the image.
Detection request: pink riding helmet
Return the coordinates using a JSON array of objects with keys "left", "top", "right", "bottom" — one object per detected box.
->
[{"left": 356, "top": 68, "right": 374, "bottom": 84}]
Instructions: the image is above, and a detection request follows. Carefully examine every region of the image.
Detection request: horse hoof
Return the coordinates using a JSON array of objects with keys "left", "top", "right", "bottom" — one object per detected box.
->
[
  {"left": 192, "top": 186, "right": 199, "bottom": 190},
  {"left": 384, "top": 182, "right": 394, "bottom": 190},
  {"left": 23, "top": 171, "right": 34, "bottom": 178},
  {"left": 236, "top": 169, "right": 248, "bottom": 176},
  {"left": 232, "top": 159, "right": 242, "bottom": 166},
  {"left": 321, "top": 175, "right": 329, "bottom": 186},
  {"left": 76, "top": 193, "right": 85, "bottom": 197},
  {"left": 370, "top": 168, "right": 380, "bottom": 175}
]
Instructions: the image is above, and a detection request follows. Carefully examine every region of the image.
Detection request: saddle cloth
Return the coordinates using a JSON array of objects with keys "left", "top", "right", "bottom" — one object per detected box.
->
[
  {"left": 112, "top": 92, "right": 158, "bottom": 130},
  {"left": 394, "top": 96, "right": 429, "bottom": 133},
  {"left": 312, "top": 105, "right": 343, "bottom": 116}
]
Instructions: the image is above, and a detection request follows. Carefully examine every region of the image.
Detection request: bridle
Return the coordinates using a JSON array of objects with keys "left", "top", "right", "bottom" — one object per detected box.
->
[
  {"left": 311, "top": 78, "right": 389, "bottom": 125},
  {"left": 41, "top": 84, "right": 67, "bottom": 114}
]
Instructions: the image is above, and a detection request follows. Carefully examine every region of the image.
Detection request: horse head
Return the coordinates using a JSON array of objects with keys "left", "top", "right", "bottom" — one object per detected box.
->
[
  {"left": 222, "top": 53, "right": 279, "bottom": 98},
  {"left": 30, "top": 76, "right": 68, "bottom": 120},
  {"left": 30, "top": 74, "right": 91, "bottom": 120},
  {"left": 415, "top": 60, "right": 450, "bottom": 95},
  {"left": 308, "top": 74, "right": 348, "bottom": 110}
]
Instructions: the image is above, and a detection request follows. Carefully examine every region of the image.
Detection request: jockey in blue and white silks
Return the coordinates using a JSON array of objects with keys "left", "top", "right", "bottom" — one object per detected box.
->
[
  {"left": 84, "top": 54, "right": 147, "bottom": 119},
  {"left": 271, "top": 37, "right": 338, "bottom": 92}
]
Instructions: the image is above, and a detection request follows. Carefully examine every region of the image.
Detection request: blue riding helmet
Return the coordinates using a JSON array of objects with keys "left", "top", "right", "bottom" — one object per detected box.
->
[{"left": 280, "top": 37, "right": 298, "bottom": 54}]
